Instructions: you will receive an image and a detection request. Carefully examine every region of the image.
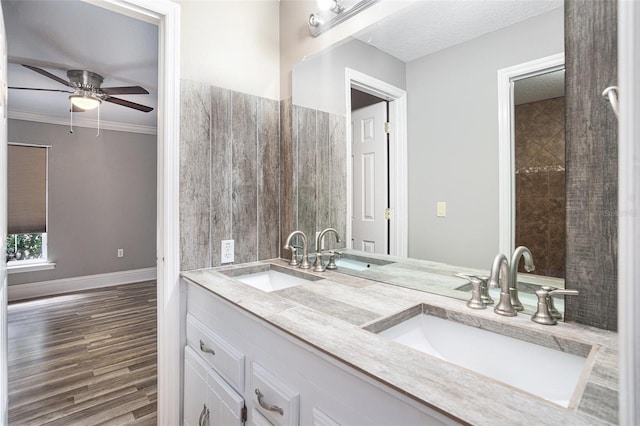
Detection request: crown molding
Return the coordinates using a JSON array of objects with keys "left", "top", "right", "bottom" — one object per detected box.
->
[{"left": 8, "top": 109, "right": 157, "bottom": 135}]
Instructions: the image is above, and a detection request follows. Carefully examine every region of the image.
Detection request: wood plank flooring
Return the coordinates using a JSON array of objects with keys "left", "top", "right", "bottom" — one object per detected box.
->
[{"left": 7, "top": 281, "right": 157, "bottom": 425}]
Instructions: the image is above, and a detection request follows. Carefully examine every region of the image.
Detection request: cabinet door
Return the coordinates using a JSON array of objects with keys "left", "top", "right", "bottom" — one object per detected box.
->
[
  {"left": 206, "top": 367, "right": 246, "bottom": 426},
  {"left": 184, "top": 346, "right": 210, "bottom": 426}
]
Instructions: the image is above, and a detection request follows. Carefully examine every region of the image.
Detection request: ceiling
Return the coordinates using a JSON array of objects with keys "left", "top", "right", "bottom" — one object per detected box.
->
[
  {"left": 353, "top": 0, "right": 563, "bottom": 63},
  {"left": 3, "top": 0, "right": 158, "bottom": 130}
]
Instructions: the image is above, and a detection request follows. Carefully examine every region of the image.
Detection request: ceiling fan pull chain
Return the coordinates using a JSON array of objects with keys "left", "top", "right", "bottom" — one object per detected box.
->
[
  {"left": 96, "top": 104, "right": 100, "bottom": 137},
  {"left": 69, "top": 99, "right": 74, "bottom": 134}
]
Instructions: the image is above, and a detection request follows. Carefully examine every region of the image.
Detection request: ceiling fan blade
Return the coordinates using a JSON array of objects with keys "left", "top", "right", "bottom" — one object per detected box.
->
[
  {"left": 101, "top": 86, "right": 149, "bottom": 95},
  {"left": 22, "top": 64, "right": 74, "bottom": 88},
  {"left": 9, "top": 86, "right": 73, "bottom": 93},
  {"left": 104, "top": 96, "right": 154, "bottom": 113}
]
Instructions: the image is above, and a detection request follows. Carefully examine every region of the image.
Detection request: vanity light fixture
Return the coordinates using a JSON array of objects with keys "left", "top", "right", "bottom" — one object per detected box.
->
[{"left": 308, "top": 0, "right": 380, "bottom": 37}]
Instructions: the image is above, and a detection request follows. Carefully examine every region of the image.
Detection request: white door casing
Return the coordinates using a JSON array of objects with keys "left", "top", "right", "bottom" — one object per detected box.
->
[
  {"left": 345, "top": 68, "right": 408, "bottom": 257},
  {"left": 351, "top": 102, "right": 388, "bottom": 253},
  {"left": 496, "top": 53, "right": 565, "bottom": 257},
  {"left": 83, "top": 0, "right": 181, "bottom": 424},
  {"left": 0, "top": 2, "right": 8, "bottom": 424}
]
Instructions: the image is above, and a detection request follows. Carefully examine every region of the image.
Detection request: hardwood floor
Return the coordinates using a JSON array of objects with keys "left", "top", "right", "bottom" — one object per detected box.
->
[{"left": 7, "top": 281, "right": 157, "bottom": 425}]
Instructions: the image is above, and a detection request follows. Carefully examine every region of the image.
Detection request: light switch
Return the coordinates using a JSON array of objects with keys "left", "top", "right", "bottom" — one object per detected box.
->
[{"left": 437, "top": 202, "right": 447, "bottom": 217}]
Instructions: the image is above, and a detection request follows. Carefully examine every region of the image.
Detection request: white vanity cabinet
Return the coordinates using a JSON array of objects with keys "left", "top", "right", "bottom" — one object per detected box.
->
[{"left": 183, "top": 279, "right": 459, "bottom": 426}]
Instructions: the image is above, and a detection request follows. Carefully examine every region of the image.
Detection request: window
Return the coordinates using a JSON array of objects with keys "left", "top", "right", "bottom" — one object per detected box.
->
[{"left": 6, "top": 143, "right": 51, "bottom": 269}]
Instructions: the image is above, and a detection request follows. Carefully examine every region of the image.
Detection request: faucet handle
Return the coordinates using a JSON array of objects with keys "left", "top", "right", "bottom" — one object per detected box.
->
[
  {"left": 283, "top": 244, "right": 301, "bottom": 266},
  {"left": 466, "top": 277, "right": 486, "bottom": 310},
  {"left": 532, "top": 288, "right": 579, "bottom": 325},
  {"left": 540, "top": 286, "right": 562, "bottom": 319},
  {"left": 324, "top": 250, "right": 341, "bottom": 270}
]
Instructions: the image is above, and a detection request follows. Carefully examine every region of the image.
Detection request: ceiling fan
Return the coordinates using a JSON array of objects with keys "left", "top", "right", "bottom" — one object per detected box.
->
[{"left": 9, "top": 64, "right": 154, "bottom": 113}]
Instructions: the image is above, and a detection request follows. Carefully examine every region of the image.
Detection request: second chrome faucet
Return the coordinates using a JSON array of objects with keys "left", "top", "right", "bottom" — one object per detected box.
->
[
  {"left": 486, "top": 246, "right": 535, "bottom": 317},
  {"left": 313, "top": 228, "right": 341, "bottom": 272}
]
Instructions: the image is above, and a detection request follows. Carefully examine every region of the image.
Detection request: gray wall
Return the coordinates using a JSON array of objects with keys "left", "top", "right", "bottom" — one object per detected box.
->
[
  {"left": 180, "top": 80, "right": 280, "bottom": 271},
  {"left": 406, "top": 8, "right": 564, "bottom": 268},
  {"left": 292, "top": 38, "right": 406, "bottom": 115},
  {"left": 8, "top": 119, "right": 157, "bottom": 285}
]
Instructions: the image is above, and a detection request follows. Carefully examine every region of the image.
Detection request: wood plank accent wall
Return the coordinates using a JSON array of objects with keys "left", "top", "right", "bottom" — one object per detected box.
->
[
  {"left": 180, "top": 81, "right": 280, "bottom": 270},
  {"left": 565, "top": 0, "right": 618, "bottom": 330},
  {"left": 280, "top": 100, "right": 347, "bottom": 255}
]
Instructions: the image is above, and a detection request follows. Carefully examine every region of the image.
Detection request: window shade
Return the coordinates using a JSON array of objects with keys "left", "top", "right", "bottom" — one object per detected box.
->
[{"left": 8, "top": 145, "right": 48, "bottom": 234}]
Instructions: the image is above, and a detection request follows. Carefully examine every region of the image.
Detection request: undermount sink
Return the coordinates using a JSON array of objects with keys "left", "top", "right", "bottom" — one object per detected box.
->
[
  {"left": 365, "top": 304, "right": 591, "bottom": 407},
  {"left": 335, "top": 257, "right": 375, "bottom": 271},
  {"left": 221, "top": 263, "right": 320, "bottom": 292}
]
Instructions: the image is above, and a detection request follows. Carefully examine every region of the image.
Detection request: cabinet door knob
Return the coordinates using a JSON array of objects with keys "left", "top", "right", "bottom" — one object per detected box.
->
[
  {"left": 198, "top": 404, "right": 209, "bottom": 426},
  {"left": 199, "top": 339, "right": 215, "bottom": 355},
  {"left": 255, "top": 388, "right": 284, "bottom": 415}
]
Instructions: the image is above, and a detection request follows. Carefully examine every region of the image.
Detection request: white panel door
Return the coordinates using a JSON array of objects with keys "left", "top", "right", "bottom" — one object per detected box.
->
[
  {"left": 0, "top": 2, "right": 8, "bottom": 424},
  {"left": 351, "top": 101, "right": 387, "bottom": 254}
]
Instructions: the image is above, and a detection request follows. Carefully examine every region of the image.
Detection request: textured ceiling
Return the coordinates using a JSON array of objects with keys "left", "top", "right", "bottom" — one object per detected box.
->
[
  {"left": 3, "top": 0, "right": 158, "bottom": 129},
  {"left": 353, "top": 0, "right": 563, "bottom": 63}
]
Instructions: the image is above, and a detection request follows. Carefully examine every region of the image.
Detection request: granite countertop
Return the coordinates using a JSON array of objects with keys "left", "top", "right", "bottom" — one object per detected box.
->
[{"left": 181, "top": 258, "right": 618, "bottom": 426}]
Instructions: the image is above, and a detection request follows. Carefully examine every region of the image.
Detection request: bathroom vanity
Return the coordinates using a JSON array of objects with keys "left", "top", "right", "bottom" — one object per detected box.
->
[{"left": 181, "top": 257, "right": 617, "bottom": 426}]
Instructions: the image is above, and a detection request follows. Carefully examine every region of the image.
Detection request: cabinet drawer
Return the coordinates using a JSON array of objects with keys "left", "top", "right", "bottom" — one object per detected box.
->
[
  {"left": 250, "top": 362, "right": 300, "bottom": 426},
  {"left": 186, "top": 313, "right": 245, "bottom": 392}
]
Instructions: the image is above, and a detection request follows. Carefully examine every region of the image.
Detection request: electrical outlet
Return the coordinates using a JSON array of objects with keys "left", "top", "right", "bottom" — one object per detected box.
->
[
  {"left": 117, "top": 248, "right": 124, "bottom": 258},
  {"left": 221, "top": 240, "right": 234, "bottom": 264},
  {"left": 437, "top": 202, "right": 447, "bottom": 217}
]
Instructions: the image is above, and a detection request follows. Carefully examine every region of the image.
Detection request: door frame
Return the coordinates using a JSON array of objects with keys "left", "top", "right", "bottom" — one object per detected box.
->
[
  {"left": 496, "top": 52, "right": 565, "bottom": 256},
  {"left": 82, "top": 0, "right": 181, "bottom": 424},
  {"left": 345, "top": 68, "right": 407, "bottom": 257},
  {"left": 618, "top": 0, "right": 640, "bottom": 422}
]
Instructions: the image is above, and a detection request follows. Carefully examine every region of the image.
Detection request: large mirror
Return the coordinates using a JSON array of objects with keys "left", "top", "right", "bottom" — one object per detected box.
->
[{"left": 290, "top": 0, "right": 567, "bottom": 311}]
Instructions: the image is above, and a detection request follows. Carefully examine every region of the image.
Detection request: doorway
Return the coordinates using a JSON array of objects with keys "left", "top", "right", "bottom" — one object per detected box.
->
[
  {"left": 345, "top": 68, "right": 408, "bottom": 258},
  {"left": 0, "top": 0, "right": 180, "bottom": 424},
  {"left": 351, "top": 89, "right": 389, "bottom": 254}
]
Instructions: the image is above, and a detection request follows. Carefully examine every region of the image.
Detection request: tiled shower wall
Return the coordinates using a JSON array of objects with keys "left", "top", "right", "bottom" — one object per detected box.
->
[
  {"left": 180, "top": 80, "right": 280, "bottom": 270},
  {"left": 280, "top": 99, "right": 347, "bottom": 256},
  {"left": 514, "top": 97, "right": 565, "bottom": 278}
]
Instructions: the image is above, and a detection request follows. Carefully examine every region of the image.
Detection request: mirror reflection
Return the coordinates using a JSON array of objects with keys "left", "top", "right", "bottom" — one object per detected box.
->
[
  {"left": 291, "top": 1, "right": 566, "bottom": 311},
  {"left": 513, "top": 69, "right": 566, "bottom": 279}
]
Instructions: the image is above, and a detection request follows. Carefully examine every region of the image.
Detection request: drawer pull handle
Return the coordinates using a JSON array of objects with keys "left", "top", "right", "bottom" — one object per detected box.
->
[
  {"left": 199, "top": 340, "right": 215, "bottom": 355},
  {"left": 198, "top": 404, "right": 210, "bottom": 426},
  {"left": 255, "top": 388, "right": 284, "bottom": 415}
]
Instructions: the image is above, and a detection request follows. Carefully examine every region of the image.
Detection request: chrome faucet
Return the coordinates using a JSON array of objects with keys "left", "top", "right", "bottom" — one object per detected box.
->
[
  {"left": 313, "top": 228, "right": 341, "bottom": 272},
  {"left": 509, "top": 246, "right": 535, "bottom": 311},
  {"left": 488, "top": 253, "right": 517, "bottom": 317},
  {"left": 283, "top": 231, "right": 311, "bottom": 269}
]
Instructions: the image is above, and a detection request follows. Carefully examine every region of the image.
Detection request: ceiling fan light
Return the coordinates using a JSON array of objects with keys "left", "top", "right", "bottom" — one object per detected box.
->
[{"left": 69, "top": 94, "right": 101, "bottom": 110}]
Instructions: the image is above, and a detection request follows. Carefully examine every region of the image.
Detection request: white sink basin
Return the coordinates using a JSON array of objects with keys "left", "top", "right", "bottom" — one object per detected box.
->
[
  {"left": 226, "top": 266, "right": 317, "bottom": 292},
  {"left": 335, "top": 258, "right": 374, "bottom": 271},
  {"left": 374, "top": 307, "right": 588, "bottom": 407}
]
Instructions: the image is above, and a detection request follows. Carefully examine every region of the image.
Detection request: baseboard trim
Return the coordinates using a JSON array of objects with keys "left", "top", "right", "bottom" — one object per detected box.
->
[{"left": 8, "top": 267, "right": 157, "bottom": 301}]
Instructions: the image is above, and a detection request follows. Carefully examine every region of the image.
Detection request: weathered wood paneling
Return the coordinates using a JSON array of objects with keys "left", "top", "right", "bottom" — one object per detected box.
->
[
  {"left": 180, "top": 80, "right": 211, "bottom": 270},
  {"left": 210, "top": 87, "right": 232, "bottom": 267},
  {"left": 258, "top": 97, "right": 281, "bottom": 260},
  {"left": 565, "top": 0, "right": 618, "bottom": 330},
  {"left": 280, "top": 99, "right": 297, "bottom": 257},
  {"left": 231, "top": 92, "right": 258, "bottom": 264},
  {"left": 297, "top": 106, "right": 318, "bottom": 251}
]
